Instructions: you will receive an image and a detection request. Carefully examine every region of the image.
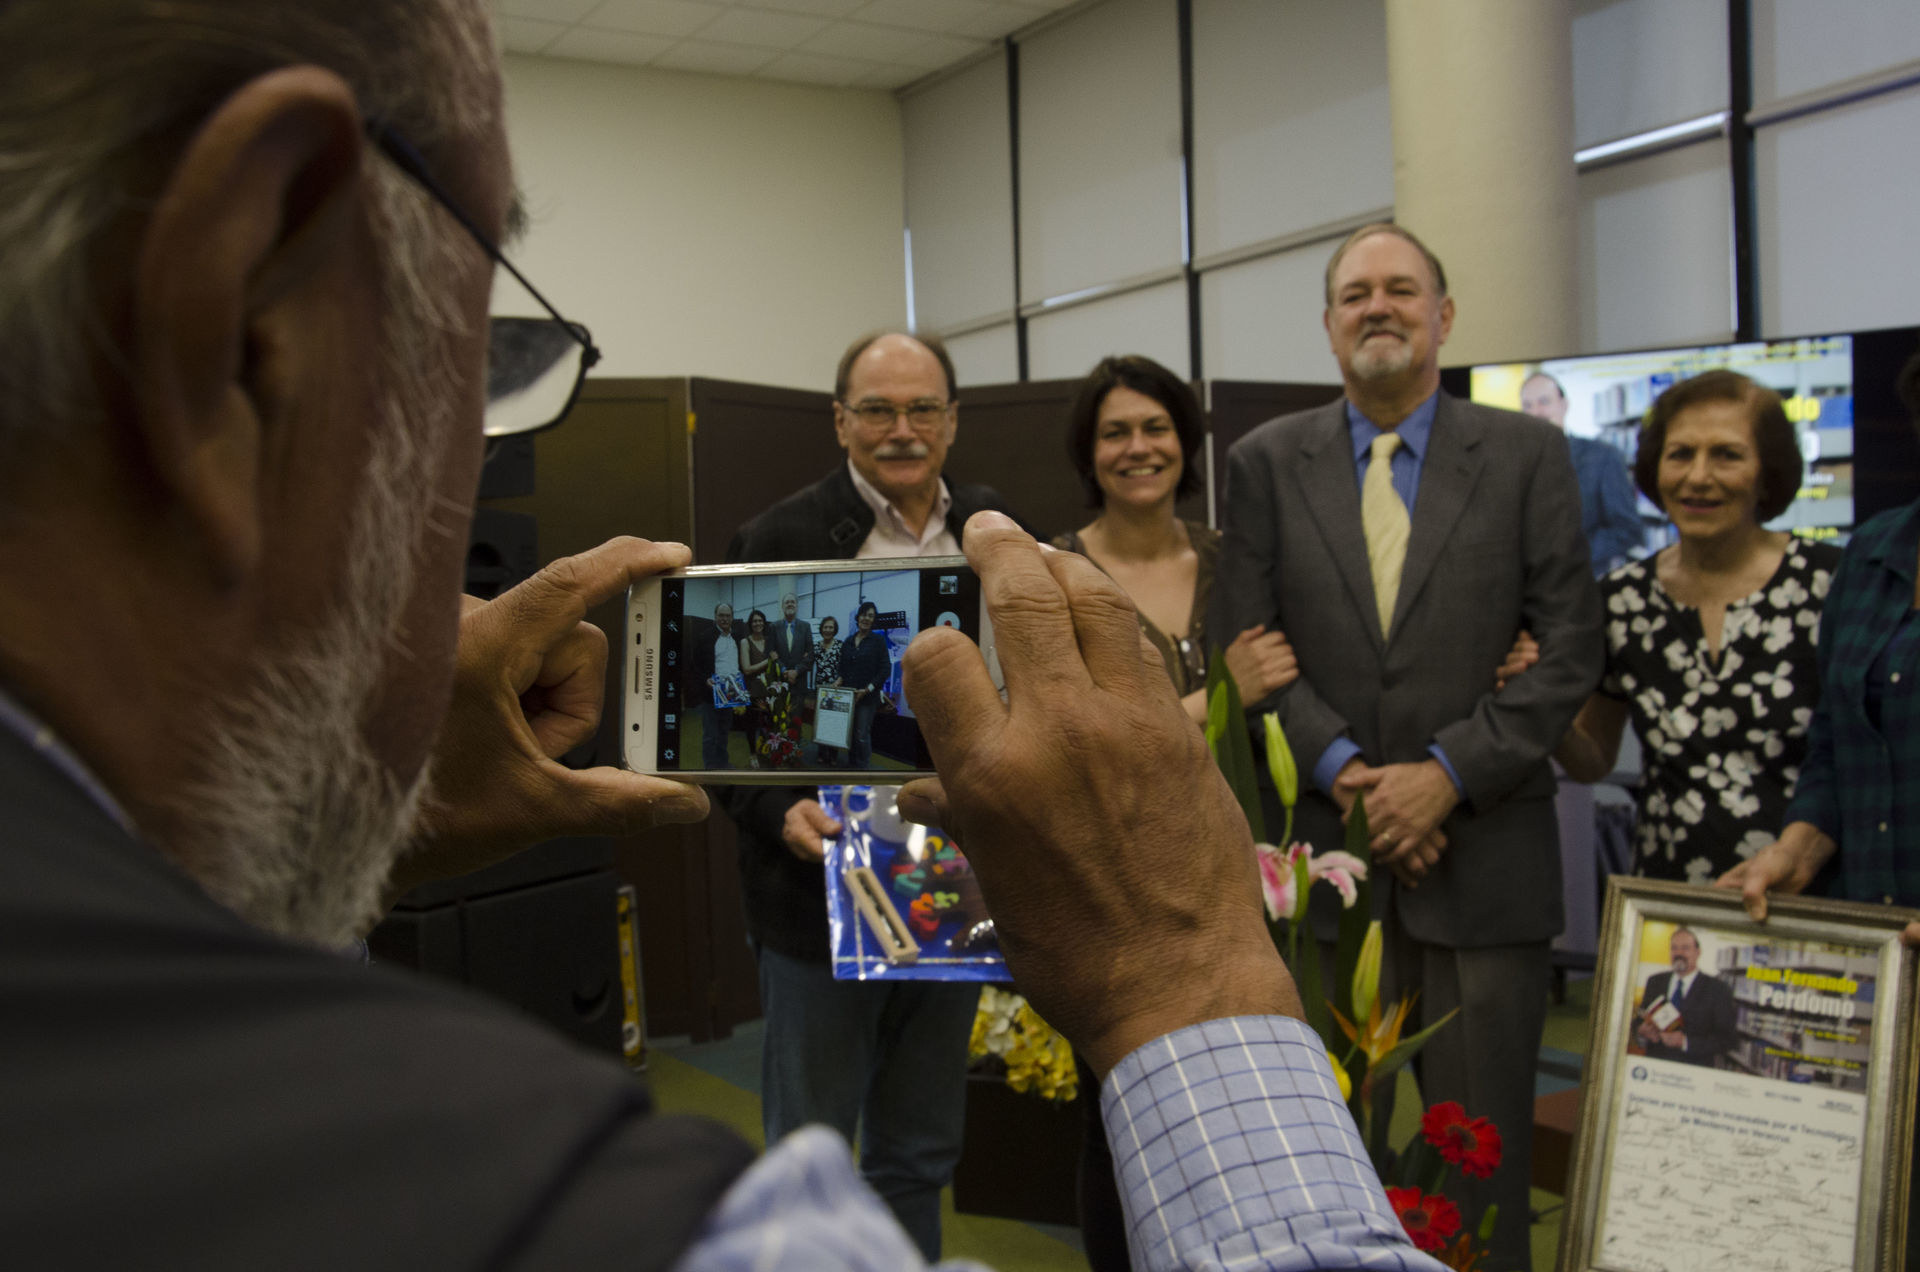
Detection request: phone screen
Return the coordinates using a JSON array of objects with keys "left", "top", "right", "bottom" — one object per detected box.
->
[{"left": 649, "top": 563, "right": 983, "bottom": 776}]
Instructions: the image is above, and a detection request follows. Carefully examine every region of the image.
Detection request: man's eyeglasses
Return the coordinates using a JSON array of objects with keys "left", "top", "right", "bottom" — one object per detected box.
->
[
  {"left": 839, "top": 398, "right": 953, "bottom": 432},
  {"left": 364, "top": 119, "right": 600, "bottom": 438}
]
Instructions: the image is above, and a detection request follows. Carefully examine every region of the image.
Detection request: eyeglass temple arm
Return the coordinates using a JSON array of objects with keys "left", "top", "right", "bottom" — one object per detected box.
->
[{"left": 364, "top": 118, "right": 600, "bottom": 369}]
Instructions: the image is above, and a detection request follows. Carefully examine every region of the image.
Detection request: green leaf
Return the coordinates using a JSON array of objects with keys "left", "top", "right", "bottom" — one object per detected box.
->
[
  {"left": 1344, "top": 787, "right": 1371, "bottom": 860},
  {"left": 1331, "top": 870, "right": 1372, "bottom": 1022},
  {"left": 1368, "top": 1007, "right": 1461, "bottom": 1085},
  {"left": 1203, "top": 651, "right": 1264, "bottom": 843},
  {"left": 1394, "top": 1135, "right": 1442, "bottom": 1190},
  {"left": 1477, "top": 1202, "right": 1500, "bottom": 1243},
  {"left": 1291, "top": 920, "right": 1334, "bottom": 1047}
]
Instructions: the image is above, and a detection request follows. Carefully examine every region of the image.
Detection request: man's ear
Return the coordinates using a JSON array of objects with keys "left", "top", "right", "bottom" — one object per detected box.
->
[
  {"left": 832, "top": 401, "right": 853, "bottom": 452},
  {"left": 1436, "top": 295, "right": 1456, "bottom": 347},
  {"left": 131, "top": 66, "right": 366, "bottom": 587}
]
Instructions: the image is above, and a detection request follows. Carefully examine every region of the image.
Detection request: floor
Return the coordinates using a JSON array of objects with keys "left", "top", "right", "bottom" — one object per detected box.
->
[{"left": 645, "top": 975, "right": 1597, "bottom": 1271}]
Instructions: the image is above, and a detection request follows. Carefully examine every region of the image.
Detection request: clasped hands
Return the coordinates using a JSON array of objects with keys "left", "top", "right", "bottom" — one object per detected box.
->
[{"left": 1332, "top": 756, "right": 1458, "bottom": 888}]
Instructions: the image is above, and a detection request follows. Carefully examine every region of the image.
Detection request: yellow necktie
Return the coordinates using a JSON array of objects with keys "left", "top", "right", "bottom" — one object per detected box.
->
[{"left": 1362, "top": 432, "right": 1409, "bottom": 637}]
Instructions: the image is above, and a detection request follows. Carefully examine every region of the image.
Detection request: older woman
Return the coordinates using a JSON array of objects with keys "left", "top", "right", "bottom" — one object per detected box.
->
[
  {"left": 1053, "top": 355, "right": 1296, "bottom": 723},
  {"left": 811, "top": 614, "right": 844, "bottom": 766},
  {"left": 1552, "top": 370, "right": 1840, "bottom": 884},
  {"left": 1724, "top": 351, "right": 1920, "bottom": 918}
]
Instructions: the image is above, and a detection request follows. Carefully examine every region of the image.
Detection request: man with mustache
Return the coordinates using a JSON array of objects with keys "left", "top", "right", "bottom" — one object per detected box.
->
[
  {"left": 719, "top": 331, "right": 1024, "bottom": 1260},
  {"left": 1212, "top": 223, "right": 1603, "bottom": 1269}
]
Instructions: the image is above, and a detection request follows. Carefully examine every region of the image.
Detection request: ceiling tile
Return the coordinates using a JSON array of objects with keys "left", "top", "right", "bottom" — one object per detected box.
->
[
  {"left": 803, "top": 21, "right": 982, "bottom": 68},
  {"left": 543, "top": 26, "right": 679, "bottom": 63},
  {"left": 849, "top": 0, "right": 997, "bottom": 35},
  {"left": 896, "top": 30, "right": 988, "bottom": 67},
  {"left": 654, "top": 39, "right": 783, "bottom": 74},
  {"left": 756, "top": 50, "right": 883, "bottom": 85},
  {"left": 581, "top": 0, "right": 724, "bottom": 37},
  {"left": 941, "top": 2, "right": 1049, "bottom": 41},
  {"left": 493, "top": 0, "right": 602, "bottom": 23},
  {"left": 857, "top": 61, "right": 929, "bottom": 89},
  {"left": 697, "top": 7, "right": 834, "bottom": 48},
  {"left": 754, "top": 0, "right": 869, "bottom": 16},
  {"left": 494, "top": 16, "right": 570, "bottom": 53},
  {"left": 800, "top": 20, "right": 927, "bottom": 62}
]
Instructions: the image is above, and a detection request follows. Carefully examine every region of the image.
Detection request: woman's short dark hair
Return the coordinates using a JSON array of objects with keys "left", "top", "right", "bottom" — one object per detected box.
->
[
  {"left": 1065, "top": 355, "right": 1205, "bottom": 508},
  {"left": 1633, "top": 370, "right": 1803, "bottom": 523},
  {"left": 746, "top": 609, "right": 767, "bottom": 630}
]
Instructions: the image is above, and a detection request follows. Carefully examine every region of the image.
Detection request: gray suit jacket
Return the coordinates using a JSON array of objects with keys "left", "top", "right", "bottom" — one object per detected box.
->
[{"left": 1212, "top": 392, "right": 1603, "bottom": 947}]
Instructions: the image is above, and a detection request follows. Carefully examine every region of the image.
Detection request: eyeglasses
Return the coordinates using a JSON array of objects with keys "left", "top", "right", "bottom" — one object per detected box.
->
[
  {"left": 839, "top": 398, "right": 953, "bottom": 432},
  {"left": 364, "top": 119, "right": 601, "bottom": 438}
]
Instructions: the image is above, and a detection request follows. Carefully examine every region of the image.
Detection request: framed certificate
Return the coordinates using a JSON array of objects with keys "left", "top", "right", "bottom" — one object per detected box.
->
[
  {"left": 1561, "top": 878, "right": 1920, "bottom": 1272},
  {"left": 815, "top": 685, "right": 854, "bottom": 749}
]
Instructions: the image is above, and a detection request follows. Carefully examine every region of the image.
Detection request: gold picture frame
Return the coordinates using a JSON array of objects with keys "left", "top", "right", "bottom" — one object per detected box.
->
[{"left": 1560, "top": 877, "right": 1920, "bottom": 1272}]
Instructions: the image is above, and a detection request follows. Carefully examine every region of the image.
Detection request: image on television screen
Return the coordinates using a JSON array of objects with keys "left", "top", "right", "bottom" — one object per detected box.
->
[{"left": 1469, "top": 336, "right": 1855, "bottom": 552}]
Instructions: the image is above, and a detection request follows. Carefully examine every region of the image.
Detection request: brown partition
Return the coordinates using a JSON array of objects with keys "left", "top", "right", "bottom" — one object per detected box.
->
[
  {"left": 482, "top": 377, "right": 759, "bottom": 1042},
  {"left": 1204, "top": 379, "right": 1345, "bottom": 526},
  {"left": 688, "top": 378, "right": 837, "bottom": 564}
]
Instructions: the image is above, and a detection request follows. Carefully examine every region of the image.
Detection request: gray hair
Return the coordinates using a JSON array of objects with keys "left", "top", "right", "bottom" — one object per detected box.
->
[{"left": 0, "top": 0, "right": 498, "bottom": 471}]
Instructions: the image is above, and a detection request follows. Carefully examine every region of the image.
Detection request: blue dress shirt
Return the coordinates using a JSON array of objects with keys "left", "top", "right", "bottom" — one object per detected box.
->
[{"left": 1311, "top": 394, "right": 1465, "bottom": 800}]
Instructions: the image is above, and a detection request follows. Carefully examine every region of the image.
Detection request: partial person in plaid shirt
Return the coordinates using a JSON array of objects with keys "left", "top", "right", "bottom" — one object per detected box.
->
[{"left": 1724, "top": 348, "right": 1920, "bottom": 945}]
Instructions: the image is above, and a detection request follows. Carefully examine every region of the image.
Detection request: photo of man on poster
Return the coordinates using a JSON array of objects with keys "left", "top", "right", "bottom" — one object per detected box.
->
[{"left": 1633, "top": 927, "right": 1737, "bottom": 1067}]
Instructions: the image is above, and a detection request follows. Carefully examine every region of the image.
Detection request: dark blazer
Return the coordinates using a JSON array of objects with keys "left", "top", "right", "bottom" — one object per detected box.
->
[
  {"left": 1211, "top": 392, "right": 1603, "bottom": 948},
  {"left": 1637, "top": 969, "right": 1738, "bottom": 1066},
  {"left": 722, "top": 462, "right": 1025, "bottom": 962},
  {"left": 0, "top": 726, "right": 753, "bottom": 1267},
  {"left": 768, "top": 615, "right": 813, "bottom": 681}
]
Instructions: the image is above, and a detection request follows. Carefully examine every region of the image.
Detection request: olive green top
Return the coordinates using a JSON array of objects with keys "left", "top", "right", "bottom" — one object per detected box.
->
[{"left": 1050, "top": 519, "right": 1219, "bottom": 698}]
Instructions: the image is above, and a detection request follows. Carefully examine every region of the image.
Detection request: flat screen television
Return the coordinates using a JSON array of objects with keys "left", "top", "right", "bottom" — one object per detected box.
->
[{"left": 1441, "top": 325, "right": 1920, "bottom": 552}]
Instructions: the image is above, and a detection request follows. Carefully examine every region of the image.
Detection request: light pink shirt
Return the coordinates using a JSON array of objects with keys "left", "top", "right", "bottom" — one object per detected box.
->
[{"left": 845, "top": 460, "right": 959, "bottom": 558}]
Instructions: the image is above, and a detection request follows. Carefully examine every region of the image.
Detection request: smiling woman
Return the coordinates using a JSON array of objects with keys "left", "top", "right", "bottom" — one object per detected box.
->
[
  {"left": 1552, "top": 371, "right": 1841, "bottom": 884},
  {"left": 1052, "top": 355, "right": 1298, "bottom": 727}
]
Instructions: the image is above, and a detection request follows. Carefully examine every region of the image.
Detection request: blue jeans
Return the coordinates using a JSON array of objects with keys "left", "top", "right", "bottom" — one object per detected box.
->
[
  {"left": 848, "top": 692, "right": 879, "bottom": 767},
  {"left": 702, "top": 702, "right": 731, "bottom": 769},
  {"left": 755, "top": 944, "right": 977, "bottom": 1261}
]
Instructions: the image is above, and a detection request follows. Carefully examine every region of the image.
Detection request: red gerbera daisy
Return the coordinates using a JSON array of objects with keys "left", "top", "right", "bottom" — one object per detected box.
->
[
  {"left": 1421, "top": 1101, "right": 1503, "bottom": 1178},
  {"left": 1386, "top": 1185, "right": 1461, "bottom": 1252}
]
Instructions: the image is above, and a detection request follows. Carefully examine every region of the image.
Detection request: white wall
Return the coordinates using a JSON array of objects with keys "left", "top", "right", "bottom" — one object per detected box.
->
[{"left": 498, "top": 54, "right": 906, "bottom": 392}]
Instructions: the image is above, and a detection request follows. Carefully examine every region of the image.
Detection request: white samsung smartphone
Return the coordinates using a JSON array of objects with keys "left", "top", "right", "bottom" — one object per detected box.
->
[{"left": 622, "top": 556, "right": 996, "bottom": 783}]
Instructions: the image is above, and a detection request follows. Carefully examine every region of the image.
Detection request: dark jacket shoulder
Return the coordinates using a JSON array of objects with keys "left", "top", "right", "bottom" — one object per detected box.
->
[{"left": 727, "top": 463, "right": 1026, "bottom": 564}]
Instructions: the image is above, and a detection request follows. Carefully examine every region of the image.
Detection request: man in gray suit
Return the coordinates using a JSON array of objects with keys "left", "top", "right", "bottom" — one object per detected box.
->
[{"left": 1212, "top": 223, "right": 1602, "bottom": 1269}]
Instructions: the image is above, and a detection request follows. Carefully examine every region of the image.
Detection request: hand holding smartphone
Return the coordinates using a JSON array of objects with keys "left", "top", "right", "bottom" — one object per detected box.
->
[{"left": 623, "top": 556, "right": 997, "bottom": 783}]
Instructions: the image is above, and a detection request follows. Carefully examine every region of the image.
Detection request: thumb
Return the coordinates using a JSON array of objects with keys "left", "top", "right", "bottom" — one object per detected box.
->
[
  {"left": 801, "top": 800, "right": 844, "bottom": 834},
  {"left": 553, "top": 765, "right": 710, "bottom": 836}
]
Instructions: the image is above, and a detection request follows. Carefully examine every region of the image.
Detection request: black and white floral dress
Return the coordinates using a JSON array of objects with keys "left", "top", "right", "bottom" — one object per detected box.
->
[{"left": 1599, "top": 539, "right": 1842, "bottom": 884}]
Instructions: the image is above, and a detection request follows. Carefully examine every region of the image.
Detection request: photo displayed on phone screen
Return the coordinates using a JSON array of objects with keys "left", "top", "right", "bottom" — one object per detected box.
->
[{"left": 653, "top": 566, "right": 982, "bottom": 774}]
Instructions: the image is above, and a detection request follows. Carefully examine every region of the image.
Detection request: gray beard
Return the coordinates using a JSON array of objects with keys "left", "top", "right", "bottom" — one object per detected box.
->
[
  {"left": 164, "top": 401, "right": 437, "bottom": 949},
  {"left": 1348, "top": 333, "right": 1413, "bottom": 382}
]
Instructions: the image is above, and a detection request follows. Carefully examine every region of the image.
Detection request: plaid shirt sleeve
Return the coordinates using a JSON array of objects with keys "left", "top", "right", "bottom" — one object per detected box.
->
[
  {"left": 676, "top": 1018, "right": 1439, "bottom": 1272},
  {"left": 1784, "top": 565, "right": 1845, "bottom": 841},
  {"left": 1105, "top": 1017, "right": 1445, "bottom": 1271}
]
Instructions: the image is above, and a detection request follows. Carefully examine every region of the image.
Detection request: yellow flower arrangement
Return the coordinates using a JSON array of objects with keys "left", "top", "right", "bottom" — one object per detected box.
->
[{"left": 970, "top": 986, "right": 1077, "bottom": 1103}]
